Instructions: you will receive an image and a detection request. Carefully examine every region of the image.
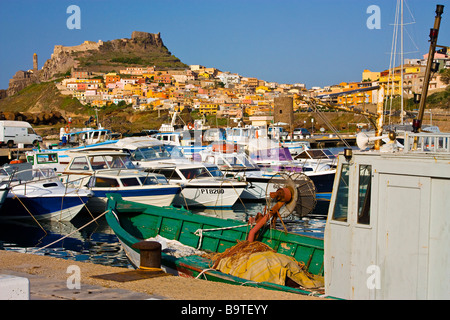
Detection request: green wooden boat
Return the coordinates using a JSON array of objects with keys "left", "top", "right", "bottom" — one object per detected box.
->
[{"left": 105, "top": 193, "right": 325, "bottom": 296}]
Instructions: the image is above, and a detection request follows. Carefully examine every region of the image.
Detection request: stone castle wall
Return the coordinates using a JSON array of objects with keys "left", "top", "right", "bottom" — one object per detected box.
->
[{"left": 52, "top": 40, "right": 104, "bottom": 58}]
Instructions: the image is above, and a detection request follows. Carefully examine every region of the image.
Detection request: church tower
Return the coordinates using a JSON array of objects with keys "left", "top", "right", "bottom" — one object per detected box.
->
[{"left": 33, "top": 53, "right": 38, "bottom": 71}]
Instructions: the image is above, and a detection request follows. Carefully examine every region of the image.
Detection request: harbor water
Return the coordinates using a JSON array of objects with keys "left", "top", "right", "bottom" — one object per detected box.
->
[
  {"left": 0, "top": 202, "right": 326, "bottom": 269},
  {"left": 0, "top": 145, "right": 349, "bottom": 269}
]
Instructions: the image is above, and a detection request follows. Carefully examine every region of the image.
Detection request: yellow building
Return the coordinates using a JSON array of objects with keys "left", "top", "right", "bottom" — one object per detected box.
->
[
  {"left": 336, "top": 82, "right": 374, "bottom": 106},
  {"left": 198, "top": 72, "right": 211, "bottom": 79},
  {"left": 199, "top": 103, "right": 219, "bottom": 115},
  {"left": 255, "top": 86, "right": 270, "bottom": 94},
  {"left": 379, "top": 73, "right": 402, "bottom": 96},
  {"left": 362, "top": 69, "right": 381, "bottom": 82}
]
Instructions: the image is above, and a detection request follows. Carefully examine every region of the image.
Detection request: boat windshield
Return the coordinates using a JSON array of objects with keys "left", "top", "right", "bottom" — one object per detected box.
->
[
  {"left": 88, "top": 155, "right": 135, "bottom": 170},
  {"left": 139, "top": 176, "right": 160, "bottom": 185},
  {"left": 179, "top": 167, "right": 211, "bottom": 180},
  {"left": 251, "top": 148, "right": 293, "bottom": 162},
  {"left": 218, "top": 154, "right": 256, "bottom": 169},
  {"left": 131, "top": 145, "right": 184, "bottom": 161},
  {"left": 205, "top": 165, "right": 224, "bottom": 177}
]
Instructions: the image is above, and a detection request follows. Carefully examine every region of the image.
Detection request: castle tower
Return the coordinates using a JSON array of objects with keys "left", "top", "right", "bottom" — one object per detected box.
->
[
  {"left": 33, "top": 53, "right": 38, "bottom": 71},
  {"left": 274, "top": 96, "right": 294, "bottom": 130}
]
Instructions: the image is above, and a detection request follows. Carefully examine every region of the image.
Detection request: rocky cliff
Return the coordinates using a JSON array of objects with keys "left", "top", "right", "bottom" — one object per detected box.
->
[{"left": 3, "top": 31, "right": 186, "bottom": 96}]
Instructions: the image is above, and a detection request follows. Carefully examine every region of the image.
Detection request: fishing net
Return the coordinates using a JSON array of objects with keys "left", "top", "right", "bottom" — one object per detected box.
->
[
  {"left": 211, "top": 240, "right": 324, "bottom": 290},
  {"left": 211, "top": 240, "right": 274, "bottom": 269}
]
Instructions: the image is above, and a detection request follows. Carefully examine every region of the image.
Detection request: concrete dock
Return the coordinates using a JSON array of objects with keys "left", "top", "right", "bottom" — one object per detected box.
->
[{"left": 0, "top": 250, "right": 324, "bottom": 300}]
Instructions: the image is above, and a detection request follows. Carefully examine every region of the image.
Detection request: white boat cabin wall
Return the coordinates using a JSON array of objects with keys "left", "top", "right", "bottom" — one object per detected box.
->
[{"left": 325, "top": 135, "right": 450, "bottom": 299}]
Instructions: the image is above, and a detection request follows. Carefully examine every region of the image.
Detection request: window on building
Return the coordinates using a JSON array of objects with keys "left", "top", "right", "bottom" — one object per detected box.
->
[
  {"left": 332, "top": 163, "right": 350, "bottom": 222},
  {"left": 357, "top": 165, "right": 372, "bottom": 225}
]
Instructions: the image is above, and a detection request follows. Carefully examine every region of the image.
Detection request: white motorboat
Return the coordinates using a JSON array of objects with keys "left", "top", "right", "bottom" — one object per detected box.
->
[
  {"left": 146, "top": 162, "right": 246, "bottom": 208},
  {"left": 85, "top": 137, "right": 247, "bottom": 208},
  {"left": 58, "top": 150, "right": 181, "bottom": 212},
  {"left": 0, "top": 163, "right": 92, "bottom": 221}
]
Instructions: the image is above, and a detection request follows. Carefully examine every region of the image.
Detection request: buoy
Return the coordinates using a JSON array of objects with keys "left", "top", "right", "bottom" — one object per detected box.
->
[
  {"left": 187, "top": 123, "right": 194, "bottom": 130},
  {"left": 64, "top": 125, "right": 70, "bottom": 133},
  {"left": 10, "top": 160, "right": 24, "bottom": 164}
]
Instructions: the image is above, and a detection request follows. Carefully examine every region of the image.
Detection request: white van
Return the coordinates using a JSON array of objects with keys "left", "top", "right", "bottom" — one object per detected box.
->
[{"left": 0, "top": 120, "right": 43, "bottom": 148}]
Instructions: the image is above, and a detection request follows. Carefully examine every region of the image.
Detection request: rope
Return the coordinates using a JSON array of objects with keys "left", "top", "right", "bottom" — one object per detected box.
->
[
  {"left": 216, "top": 179, "right": 246, "bottom": 210},
  {"left": 10, "top": 189, "right": 47, "bottom": 235},
  {"left": 195, "top": 268, "right": 216, "bottom": 280},
  {"left": 194, "top": 223, "right": 251, "bottom": 250},
  {"left": 30, "top": 210, "right": 108, "bottom": 254},
  {"left": 310, "top": 100, "right": 352, "bottom": 148}
]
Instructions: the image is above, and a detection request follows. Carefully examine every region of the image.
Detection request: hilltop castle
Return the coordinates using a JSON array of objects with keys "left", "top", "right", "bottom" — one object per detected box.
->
[
  {"left": 3, "top": 31, "right": 170, "bottom": 97},
  {"left": 51, "top": 40, "right": 104, "bottom": 58}
]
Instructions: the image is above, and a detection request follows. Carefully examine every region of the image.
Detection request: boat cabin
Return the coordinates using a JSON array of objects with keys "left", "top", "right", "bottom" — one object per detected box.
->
[
  {"left": 325, "top": 131, "right": 450, "bottom": 299},
  {"left": 86, "top": 171, "right": 169, "bottom": 189},
  {"left": 63, "top": 151, "right": 135, "bottom": 173},
  {"left": 201, "top": 147, "right": 259, "bottom": 172},
  {"left": 61, "top": 128, "right": 114, "bottom": 146},
  {"left": 146, "top": 163, "right": 215, "bottom": 183}
]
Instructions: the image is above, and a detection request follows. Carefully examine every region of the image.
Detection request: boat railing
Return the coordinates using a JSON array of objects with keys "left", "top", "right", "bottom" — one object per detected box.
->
[
  {"left": 403, "top": 132, "right": 450, "bottom": 154},
  {"left": 2, "top": 167, "right": 86, "bottom": 196}
]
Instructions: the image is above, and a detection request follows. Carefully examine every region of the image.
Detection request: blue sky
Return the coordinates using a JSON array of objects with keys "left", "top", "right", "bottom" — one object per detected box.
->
[{"left": 1, "top": 0, "right": 449, "bottom": 90}]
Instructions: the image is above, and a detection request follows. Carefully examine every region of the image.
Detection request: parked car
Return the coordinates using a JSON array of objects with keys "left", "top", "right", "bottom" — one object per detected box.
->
[{"left": 293, "top": 128, "right": 311, "bottom": 138}]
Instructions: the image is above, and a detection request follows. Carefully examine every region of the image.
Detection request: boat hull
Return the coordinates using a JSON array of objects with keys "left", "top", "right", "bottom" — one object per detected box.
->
[
  {"left": 86, "top": 186, "right": 181, "bottom": 213},
  {"left": 173, "top": 183, "right": 246, "bottom": 208},
  {"left": 0, "top": 194, "right": 88, "bottom": 221}
]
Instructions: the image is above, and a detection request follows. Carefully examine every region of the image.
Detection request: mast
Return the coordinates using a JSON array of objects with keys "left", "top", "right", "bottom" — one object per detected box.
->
[
  {"left": 414, "top": 4, "right": 444, "bottom": 134},
  {"left": 400, "top": 0, "right": 404, "bottom": 125}
]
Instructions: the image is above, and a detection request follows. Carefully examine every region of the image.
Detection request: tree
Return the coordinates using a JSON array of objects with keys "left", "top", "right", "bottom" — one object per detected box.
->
[{"left": 440, "top": 68, "right": 450, "bottom": 85}]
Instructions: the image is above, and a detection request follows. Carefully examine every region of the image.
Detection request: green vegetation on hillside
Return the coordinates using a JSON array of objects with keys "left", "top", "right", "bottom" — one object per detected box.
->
[
  {"left": 73, "top": 40, "right": 187, "bottom": 71},
  {"left": 0, "top": 81, "right": 88, "bottom": 114}
]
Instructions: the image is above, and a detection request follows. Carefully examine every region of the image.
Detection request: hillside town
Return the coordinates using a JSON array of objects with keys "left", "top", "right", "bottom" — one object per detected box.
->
[{"left": 56, "top": 50, "right": 449, "bottom": 120}]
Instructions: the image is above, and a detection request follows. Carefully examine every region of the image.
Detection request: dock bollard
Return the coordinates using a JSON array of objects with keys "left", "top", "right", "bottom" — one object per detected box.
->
[{"left": 132, "top": 241, "right": 162, "bottom": 269}]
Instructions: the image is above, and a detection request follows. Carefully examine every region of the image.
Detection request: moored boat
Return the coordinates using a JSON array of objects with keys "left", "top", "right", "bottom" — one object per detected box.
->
[
  {"left": 58, "top": 150, "right": 181, "bottom": 213},
  {"left": 79, "top": 137, "right": 248, "bottom": 208},
  {"left": 0, "top": 164, "right": 92, "bottom": 221},
  {"left": 105, "top": 193, "right": 325, "bottom": 295}
]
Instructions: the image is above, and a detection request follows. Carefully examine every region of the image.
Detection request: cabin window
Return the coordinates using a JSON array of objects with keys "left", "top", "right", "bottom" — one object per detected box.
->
[
  {"left": 120, "top": 177, "right": 140, "bottom": 187},
  {"left": 89, "top": 156, "right": 108, "bottom": 170},
  {"left": 332, "top": 163, "right": 350, "bottom": 222},
  {"left": 43, "top": 182, "right": 59, "bottom": 188},
  {"left": 94, "top": 177, "right": 119, "bottom": 188},
  {"left": 139, "top": 176, "right": 158, "bottom": 185},
  {"left": 207, "top": 166, "right": 223, "bottom": 177},
  {"left": 357, "top": 165, "right": 371, "bottom": 225},
  {"left": 180, "top": 168, "right": 209, "bottom": 180},
  {"left": 69, "top": 157, "right": 89, "bottom": 170},
  {"left": 130, "top": 151, "right": 144, "bottom": 161},
  {"left": 157, "top": 169, "right": 182, "bottom": 180},
  {"left": 36, "top": 153, "right": 58, "bottom": 164},
  {"left": 154, "top": 175, "right": 169, "bottom": 185}
]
